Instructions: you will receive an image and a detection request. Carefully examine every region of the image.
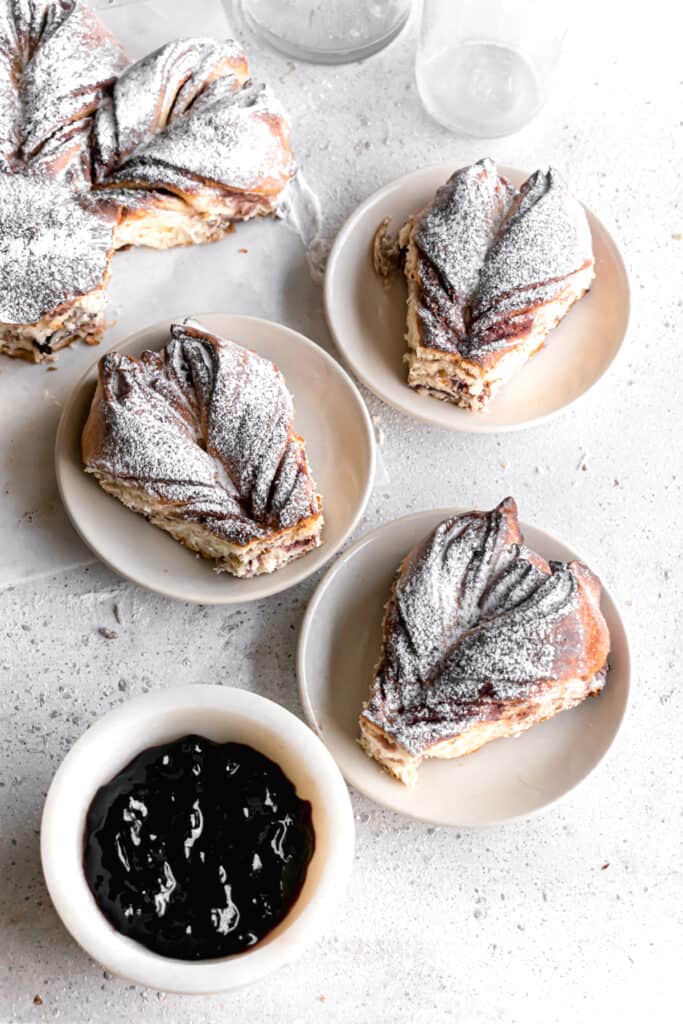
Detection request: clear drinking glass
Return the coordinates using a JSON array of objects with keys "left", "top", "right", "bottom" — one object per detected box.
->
[
  {"left": 239, "top": 0, "right": 412, "bottom": 64},
  {"left": 416, "top": 0, "right": 568, "bottom": 137}
]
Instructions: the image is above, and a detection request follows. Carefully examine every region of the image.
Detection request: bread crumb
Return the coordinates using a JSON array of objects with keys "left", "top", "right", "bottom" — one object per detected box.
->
[
  {"left": 372, "top": 217, "right": 400, "bottom": 280},
  {"left": 98, "top": 627, "right": 118, "bottom": 640}
]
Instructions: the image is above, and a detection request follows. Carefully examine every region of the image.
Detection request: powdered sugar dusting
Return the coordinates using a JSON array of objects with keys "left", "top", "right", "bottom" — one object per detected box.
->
[
  {"left": 0, "top": 0, "right": 128, "bottom": 169},
  {"left": 85, "top": 319, "right": 321, "bottom": 547},
  {"left": 409, "top": 160, "right": 594, "bottom": 363},
  {"left": 0, "top": 0, "right": 126, "bottom": 326},
  {"left": 413, "top": 158, "right": 514, "bottom": 349},
  {"left": 0, "top": 172, "right": 116, "bottom": 323},
  {"left": 105, "top": 81, "right": 294, "bottom": 196},
  {"left": 475, "top": 169, "right": 592, "bottom": 311},
  {"left": 465, "top": 167, "right": 594, "bottom": 358},
  {"left": 21, "top": 0, "right": 128, "bottom": 159},
  {"left": 0, "top": 3, "right": 293, "bottom": 337},
  {"left": 91, "top": 38, "right": 247, "bottom": 178},
  {"left": 362, "top": 499, "right": 607, "bottom": 756}
]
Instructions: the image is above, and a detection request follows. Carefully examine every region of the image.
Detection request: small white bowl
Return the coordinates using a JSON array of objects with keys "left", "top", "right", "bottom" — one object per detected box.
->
[{"left": 40, "top": 685, "right": 355, "bottom": 994}]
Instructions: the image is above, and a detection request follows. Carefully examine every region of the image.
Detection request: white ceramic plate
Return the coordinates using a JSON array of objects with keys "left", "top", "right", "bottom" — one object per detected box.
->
[
  {"left": 298, "top": 508, "right": 630, "bottom": 826},
  {"left": 55, "top": 314, "right": 376, "bottom": 604},
  {"left": 41, "top": 685, "right": 355, "bottom": 993},
  {"left": 324, "top": 163, "right": 630, "bottom": 432}
]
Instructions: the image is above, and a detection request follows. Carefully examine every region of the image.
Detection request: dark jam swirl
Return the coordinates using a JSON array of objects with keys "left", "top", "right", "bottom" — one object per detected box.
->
[{"left": 84, "top": 735, "right": 315, "bottom": 960}]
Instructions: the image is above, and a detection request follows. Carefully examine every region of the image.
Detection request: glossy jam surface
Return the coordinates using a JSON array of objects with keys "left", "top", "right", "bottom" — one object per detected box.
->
[{"left": 84, "top": 735, "right": 315, "bottom": 960}]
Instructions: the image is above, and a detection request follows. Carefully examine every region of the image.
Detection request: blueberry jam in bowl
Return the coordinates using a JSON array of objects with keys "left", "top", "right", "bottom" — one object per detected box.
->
[{"left": 40, "top": 686, "right": 355, "bottom": 993}]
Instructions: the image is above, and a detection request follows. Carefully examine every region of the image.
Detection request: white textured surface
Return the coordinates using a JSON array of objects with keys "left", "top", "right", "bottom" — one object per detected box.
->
[{"left": 1, "top": 0, "right": 682, "bottom": 1021}]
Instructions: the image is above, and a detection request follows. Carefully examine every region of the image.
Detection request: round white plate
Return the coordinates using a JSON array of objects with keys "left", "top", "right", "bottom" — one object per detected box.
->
[
  {"left": 298, "top": 508, "right": 630, "bottom": 826},
  {"left": 56, "top": 314, "right": 376, "bottom": 604},
  {"left": 324, "top": 163, "right": 630, "bottom": 432}
]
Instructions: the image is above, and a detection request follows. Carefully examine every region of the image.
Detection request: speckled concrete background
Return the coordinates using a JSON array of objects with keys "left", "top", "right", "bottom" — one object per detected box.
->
[{"left": 2, "top": 1, "right": 682, "bottom": 1021}]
